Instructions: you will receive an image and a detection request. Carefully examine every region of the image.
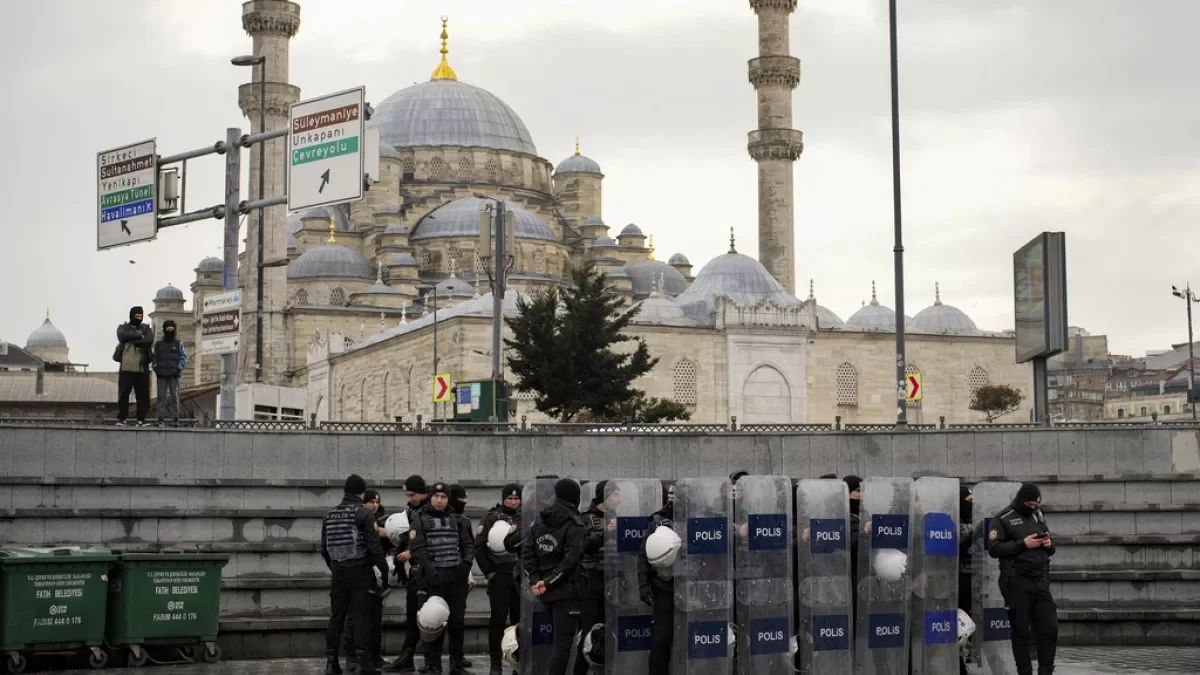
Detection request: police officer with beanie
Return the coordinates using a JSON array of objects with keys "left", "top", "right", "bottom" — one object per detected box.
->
[
  {"left": 322, "top": 474, "right": 388, "bottom": 675},
  {"left": 409, "top": 482, "right": 474, "bottom": 675},
  {"left": 638, "top": 483, "right": 675, "bottom": 675},
  {"left": 575, "top": 480, "right": 613, "bottom": 675},
  {"left": 522, "top": 478, "right": 587, "bottom": 675},
  {"left": 384, "top": 476, "right": 429, "bottom": 672},
  {"left": 988, "top": 482, "right": 1058, "bottom": 675},
  {"left": 476, "top": 484, "right": 523, "bottom": 675}
]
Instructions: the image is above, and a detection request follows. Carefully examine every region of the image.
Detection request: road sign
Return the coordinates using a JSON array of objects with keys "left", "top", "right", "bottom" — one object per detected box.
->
[
  {"left": 201, "top": 310, "right": 241, "bottom": 336},
  {"left": 202, "top": 290, "right": 241, "bottom": 314},
  {"left": 288, "top": 86, "right": 365, "bottom": 213},
  {"left": 97, "top": 139, "right": 158, "bottom": 250},
  {"left": 201, "top": 334, "right": 240, "bottom": 356},
  {"left": 434, "top": 373, "right": 452, "bottom": 403},
  {"left": 907, "top": 372, "right": 923, "bottom": 402}
]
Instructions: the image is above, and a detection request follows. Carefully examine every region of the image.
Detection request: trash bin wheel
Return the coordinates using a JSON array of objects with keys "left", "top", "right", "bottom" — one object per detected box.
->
[
  {"left": 4, "top": 653, "right": 25, "bottom": 675},
  {"left": 86, "top": 649, "right": 109, "bottom": 669},
  {"left": 127, "top": 647, "right": 148, "bottom": 667},
  {"left": 202, "top": 643, "right": 222, "bottom": 663},
  {"left": 177, "top": 645, "right": 195, "bottom": 660}
]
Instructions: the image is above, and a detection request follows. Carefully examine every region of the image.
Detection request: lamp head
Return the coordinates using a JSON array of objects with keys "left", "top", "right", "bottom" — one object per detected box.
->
[{"left": 231, "top": 55, "right": 266, "bottom": 67}]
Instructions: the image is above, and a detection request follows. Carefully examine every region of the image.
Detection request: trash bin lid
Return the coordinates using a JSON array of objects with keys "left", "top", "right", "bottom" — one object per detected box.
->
[
  {"left": 110, "top": 549, "right": 229, "bottom": 564},
  {"left": 0, "top": 546, "right": 118, "bottom": 564}
]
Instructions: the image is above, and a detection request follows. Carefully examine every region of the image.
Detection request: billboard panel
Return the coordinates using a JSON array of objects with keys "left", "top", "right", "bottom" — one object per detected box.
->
[{"left": 1013, "top": 232, "right": 1068, "bottom": 363}]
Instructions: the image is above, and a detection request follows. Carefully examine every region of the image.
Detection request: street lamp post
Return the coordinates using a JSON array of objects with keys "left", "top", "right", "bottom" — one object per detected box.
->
[
  {"left": 889, "top": 0, "right": 909, "bottom": 428},
  {"left": 1172, "top": 284, "right": 1199, "bottom": 420},
  {"left": 232, "top": 54, "right": 267, "bottom": 383}
]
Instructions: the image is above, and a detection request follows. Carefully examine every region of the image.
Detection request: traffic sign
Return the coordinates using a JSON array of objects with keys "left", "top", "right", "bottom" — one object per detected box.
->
[
  {"left": 201, "top": 310, "right": 241, "bottom": 336},
  {"left": 433, "top": 373, "right": 452, "bottom": 403},
  {"left": 201, "top": 334, "right": 240, "bottom": 356},
  {"left": 288, "top": 86, "right": 365, "bottom": 213},
  {"left": 202, "top": 290, "right": 241, "bottom": 314},
  {"left": 906, "top": 372, "right": 923, "bottom": 402},
  {"left": 97, "top": 139, "right": 158, "bottom": 250}
]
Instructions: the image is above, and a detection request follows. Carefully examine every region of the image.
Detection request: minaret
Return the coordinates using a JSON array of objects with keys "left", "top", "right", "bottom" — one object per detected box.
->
[
  {"left": 238, "top": 1, "right": 302, "bottom": 385},
  {"left": 747, "top": 0, "right": 803, "bottom": 295}
]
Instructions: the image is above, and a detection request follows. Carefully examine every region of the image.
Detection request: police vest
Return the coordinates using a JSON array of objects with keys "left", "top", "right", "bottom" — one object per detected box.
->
[{"left": 324, "top": 502, "right": 366, "bottom": 563}]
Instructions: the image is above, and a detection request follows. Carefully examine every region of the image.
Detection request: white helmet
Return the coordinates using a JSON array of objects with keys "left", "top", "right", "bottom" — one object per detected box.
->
[
  {"left": 488, "top": 520, "right": 512, "bottom": 554},
  {"left": 502, "top": 624, "right": 519, "bottom": 666},
  {"left": 646, "top": 525, "right": 681, "bottom": 569},
  {"left": 417, "top": 595, "right": 450, "bottom": 643},
  {"left": 957, "top": 608, "right": 976, "bottom": 645},
  {"left": 582, "top": 622, "right": 605, "bottom": 668},
  {"left": 873, "top": 548, "right": 908, "bottom": 582},
  {"left": 385, "top": 511, "right": 411, "bottom": 547}
]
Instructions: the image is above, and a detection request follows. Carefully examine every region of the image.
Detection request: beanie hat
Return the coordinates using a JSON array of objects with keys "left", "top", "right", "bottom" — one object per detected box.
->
[
  {"left": 430, "top": 482, "right": 450, "bottom": 499},
  {"left": 730, "top": 470, "right": 749, "bottom": 485},
  {"left": 344, "top": 474, "right": 366, "bottom": 496},
  {"left": 843, "top": 475, "right": 862, "bottom": 494},
  {"left": 450, "top": 484, "right": 467, "bottom": 501},
  {"left": 554, "top": 478, "right": 581, "bottom": 507},
  {"left": 594, "top": 479, "right": 610, "bottom": 504},
  {"left": 403, "top": 475, "right": 428, "bottom": 495},
  {"left": 819, "top": 473, "right": 838, "bottom": 479},
  {"left": 363, "top": 489, "right": 380, "bottom": 503},
  {"left": 501, "top": 483, "right": 522, "bottom": 500},
  {"left": 1015, "top": 483, "right": 1041, "bottom": 504}
]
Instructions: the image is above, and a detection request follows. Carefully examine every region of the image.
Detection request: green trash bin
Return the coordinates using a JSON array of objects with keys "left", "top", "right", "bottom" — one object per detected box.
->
[
  {"left": 105, "top": 550, "right": 229, "bottom": 666},
  {"left": 0, "top": 546, "right": 117, "bottom": 672}
]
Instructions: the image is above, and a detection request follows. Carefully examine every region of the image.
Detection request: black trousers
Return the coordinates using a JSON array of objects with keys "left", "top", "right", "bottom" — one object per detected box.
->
[
  {"left": 487, "top": 568, "right": 521, "bottom": 667},
  {"left": 327, "top": 566, "right": 375, "bottom": 660},
  {"left": 544, "top": 598, "right": 579, "bottom": 675},
  {"left": 343, "top": 591, "right": 384, "bottom": 658},
  {"left": 573, "top": 589, "right": 603, "bottom": 675},
  {"left": 649, "top": 585, "right": 673, "bottom": 675},
  {"left": 1001, "top": 574, "right": 1058, "bottom": 675},
  {"left": 117, "top": 371, "right": 150, "bottom": 422},
  {"left": 400, "top": 584, "right": 420, "bottom": 654},
  {"left": 424, "top": 573, "right": 469, "bottom": 665}
]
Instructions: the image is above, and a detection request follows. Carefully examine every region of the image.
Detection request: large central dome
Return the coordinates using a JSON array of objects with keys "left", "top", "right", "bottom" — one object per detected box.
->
[{"left": 374, "top": 79, "right": 537, "bottom": 155}]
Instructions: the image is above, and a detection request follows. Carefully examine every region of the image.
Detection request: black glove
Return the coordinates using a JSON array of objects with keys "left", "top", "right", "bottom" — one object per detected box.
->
[{"left": 639, "top": 584, "right": 653, "bottom": 608}]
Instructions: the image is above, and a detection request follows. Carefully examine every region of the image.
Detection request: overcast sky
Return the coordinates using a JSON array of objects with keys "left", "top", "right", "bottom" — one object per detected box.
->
[{"left": 2, "top": 0, "right": 1198, "bottom": 368}]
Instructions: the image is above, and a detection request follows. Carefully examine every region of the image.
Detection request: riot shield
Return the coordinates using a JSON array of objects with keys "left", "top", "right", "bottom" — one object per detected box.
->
[
  {"left": 672, "top": 477, "right": 734, "bottom": 675},
  {"left": 795, "top": 479, "right": 853, "bottom": 675},
  {"left": 972, "top": 481, "right": 1020, "bottom": 675},
  {"left": 603, "top": 479, "right": 663, "bottom": 674},
  {"left": 519, "top": 477, "right": 561, "bottom": 675},
  {"left": 733, "top": 475, "right": 794, "bottom": 675},
  {"left": 911, "top": 477, "right": 960, "bottom": 675},
  {"left": 855, "top": 477, "right": 914, "bottom": 675}
]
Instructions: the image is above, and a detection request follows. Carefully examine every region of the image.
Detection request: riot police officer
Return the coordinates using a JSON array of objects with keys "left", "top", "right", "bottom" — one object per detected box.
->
[
  {"left": 322, "top": 474, "right": 388, "bottom": 675},
  {"left": 638, "top": 484, "right": 675, "bottom": 675},
  {"left": 576, "top": 480, "right": 615, "bottom": 675},
  {"left": 476, "top": 484, "right": 523, "bottom": 675},
  {"left": 522, "top": 478, "right": 587, "bottom": 675},
  {"left": 987, "top": 482, "right": 1057, "bottom": 675},
  {"left": 409, "top": 482, "right": 475, "bottom": 675},
  {"left": 344, "top": 490, "right": 391, "bottom": 673},
  {"left": 383, "top": 475, "right": 429, "bottom": 673}
]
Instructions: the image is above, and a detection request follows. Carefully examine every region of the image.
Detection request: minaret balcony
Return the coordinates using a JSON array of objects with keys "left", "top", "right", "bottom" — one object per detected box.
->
[
  {"left": 748, "top": 55, "right": 801, "bottom": 89},
  {"left": 242, "top": 1, "right": 301, "bottom": 37},
  {"left": 749, "top": 0, "right": 799, "bottom": 13},
  {"left": 238, "top": 82, "right": 303, "bottom": 119},
  {"left": 747, "top": 129, "right": 804, "bottom": 161}
]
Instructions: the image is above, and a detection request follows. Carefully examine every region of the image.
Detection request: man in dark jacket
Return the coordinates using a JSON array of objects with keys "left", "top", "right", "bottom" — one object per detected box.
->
[
  {"left": 151, "top": 319, "right": 186, "bottom": 426},
  {"left": 115, "top": 306, "right": 154, "bottom": 426},
  {"left": 344, "top": 490, "right": 392, "bottom": 673},
  {"left": 322, "top": 475, "right": 389, "bottom": 675},
  {"left": 522, "top": 478, "right": 586, "bottom": 675},
  {"left": 475, "top": 484, "right": 522, "bottom": 675},
  {"left": 384, "top": 475, "right": 429, "bottom": 673},
  {"left": 575, "top": 480, "right": 615, "bottom": 675},
  {"left": 409, "top": 482, "right": 475, "bottom": 675},
  {"left": 988, "top": 483, "right": 1057, "bottom": 675},
  {"left": 637, "top": 483, "right": 675, "bottom": 675}
]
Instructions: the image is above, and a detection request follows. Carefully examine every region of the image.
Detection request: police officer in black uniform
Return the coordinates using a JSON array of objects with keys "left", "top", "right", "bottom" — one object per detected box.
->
[
  {"left": 476, "top": 484, "right": 523, "bottom": 675},
  {"left": 322, "top": 474, "right": 388, "bottom": 675},
  {"left": 575, "top": 480, "right": 614, "bottom": 675},
  {"left": 344, "top": 490, "right": 391, "bottom": 673},
  {"left": 637, "top": 483, "right": 675, "bottom": 675},
  {"left": 384, "top": 475, "right": 429, "bottom": 673},
  {"left": 409, "top": 482, "right": 475, "bottom": 675},
  {"left": 987, "top": 482, "right": 1057, "bottom": 675},
  {"left": 522, "top": 478, "right": 587, "bottom": 675}
]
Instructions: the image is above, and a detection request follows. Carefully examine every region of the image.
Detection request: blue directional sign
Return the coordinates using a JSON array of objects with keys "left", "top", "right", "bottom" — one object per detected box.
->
[{"left": 97, "top": 139, "right": 158, "bottom": 251}]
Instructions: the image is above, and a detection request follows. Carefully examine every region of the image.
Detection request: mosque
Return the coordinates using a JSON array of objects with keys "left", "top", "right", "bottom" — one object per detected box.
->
[{"left": 8, "top": 1, "right": 1030, "bottom": 424}]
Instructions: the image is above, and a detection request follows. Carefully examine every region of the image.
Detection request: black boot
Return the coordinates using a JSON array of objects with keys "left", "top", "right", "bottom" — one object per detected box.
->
[
  {"left": 489, "top": 668, "right": 503, "bottom": 675},
  {"left": 382, "top": 648, "right": 416, "bottom": 673},
  {"left": 325, "top": 649, "right": 344, "bottom": 675},
  {"left": 358, "top": 650, "right": 381, "bottom": 675},
  {"left": 346, "top": 650, "right": 360, "bottom": 673},
  {"left": 419, "top": 656, "right": 443, "bottom": 674}
]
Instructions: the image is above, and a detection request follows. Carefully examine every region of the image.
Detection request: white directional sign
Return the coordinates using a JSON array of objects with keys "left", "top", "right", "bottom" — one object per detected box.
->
[
  {"left": 97, "top": 139, "right": 158, "bottom": 250},
  {"left": 202, "top": 290, "right": 241, "bottom": 314},
  {"left": 201, "top": 290, "right": 242, "bottom": 356},
  {"left": 287, "top": 86, "right": 365, "bottom": 213},
  {"left": 201, "top": 334, "right": 240, "bottom": 357}
]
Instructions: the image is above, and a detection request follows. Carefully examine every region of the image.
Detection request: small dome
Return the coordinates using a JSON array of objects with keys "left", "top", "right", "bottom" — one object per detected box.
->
[
  {"left": 555, "top": 153, "right": 602, "bottom": 175},
  {"left": 378, "top": 137, "right": 399, "bottom": 160},
  {"left": 581, "top": 216, "right": 606, "bottom": 228},
  {"left": 846, "top": 283, "right": 906, "bottom": 330},
  {"left": 411, "top": 196, "right": 556, "bottom": 242},
  {"left": 197, "top": 257, "right": 223, "bottom": 272},
  {"left": 594, "top": 236, "right": 617, "bottom": 247},
  {"left": 911, "top": 285, "right": 977, "bottom": 334},
  {"left": 375, "top": 79, "right": 537, "bottom": 155},
  {"left": 626, "top": 260, "right": 689, "bottom": 296},
  {"left": 26, "top": 317, "right": 67, "bottom": 349},
  {"left": 804, "top": 281, "right": 844, "bottom": 329},
  {"left": 287, "top": 244, "right": 376, "bottom": 280},
  {"left": 384, "top": 222, "right": 407, "bottom": 234},
  {"left": 287, "top": 204, "right": 353, "bottom": 249},
  {"left": 377, "top": 199, "right": 402, "bottom": 215},
  {"left": 388, "top": 252, "right": 419, "bottom": 266},
  {"left": 619, "top": 223, "right": 644, "bottom": 237},
  {"left": 673, "top": 252, "right": 803, "bottom": 319},
  {"left": 433, "top": 276, "right": 475, "bottom": 297},
  {"left": 607, "top": 266, "right": 629, "bottom": 278},
  {"left": 361, "top": 282, "right": 397, "bottom": 295},
  {"left": 668, "top": 253, "right": 690, "bottom": 266},
  {"left": 155, "top": 285, "right": 184, "bottom": 302}
]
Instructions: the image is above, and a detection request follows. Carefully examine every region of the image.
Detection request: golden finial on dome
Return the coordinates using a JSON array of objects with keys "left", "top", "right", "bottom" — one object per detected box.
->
[
  {"left": 647, "top": 234, "right": 655, "bottom": 260},
  {"left": 327, "top": 216, "right": 336, "bottom": 244},
  {"left": 430, "top": 16, "right": 458, "bottom": 81},
  {"left": 45, "top": 307, "right": 50, "bottom": 321},
  {"left": 574, "top": 137, "right": 581, "bottom": 156}
]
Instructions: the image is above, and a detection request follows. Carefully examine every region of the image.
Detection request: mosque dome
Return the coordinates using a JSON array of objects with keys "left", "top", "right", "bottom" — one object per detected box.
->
[
  {"left": 411, "top": 196, "right": 556, "bottom": 242},
  {"left": 626, "top": 260, "right": 689, "bottom": 296},
  {"left": 555, "top": 150, "right": 602, "bottom": 175},
  {"left": 582, "top": 216, "right": 606, "bottom": 228},
  {"left": 804, "top": 282, "right": 844, "bottom": 329},
  {"left": 287, "top": 244, "right": 376, "bottom": 280},
  {"left": 378, "top": 136, "right": 399, "bottom": 160},
  {"left": 668, "top": 253, "right": 690, "bottom": 266},
  {"left": 375, "top": 77, "right": 536, "bottom": 155},
  {"left": 26, "top": 316, "right": 67, "bottom": 349},
  {"left": 197, "top": 257, "right": 223, "bottom": 272},
  {"left": 155, "top": 285, "right": 185, "bottom": 302},
  {"left": 594, "top": 236, "right": 617, "bottom": 247},
  {"left": 911, "top": 284, "right": 978, "bottom": 334},
  {"left": 384, "top": 222, "right": 407, "bottom": 234},
  {"left": 433, "top": 276, "right": 475, "bottom": 298},
  {"left": 673, "top": 248, "right": 804, "bottom": 319},
  {"left": 287, "top": 204, "right": 353, "bottom": 249},
  {"left": 847, "top": 283, "right": 906, "bottom": 330},
  {"left": 388, "top": 252, "right": 419, "bottom": 266},
  {"left": 619, "top": 223, "right": 644, "bottom": 237},
  {"left": 361, "top": 282, "right": 397, "bottom": 295}
]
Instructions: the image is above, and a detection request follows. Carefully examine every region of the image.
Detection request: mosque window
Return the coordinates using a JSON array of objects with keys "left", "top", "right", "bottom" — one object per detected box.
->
[
  {"left": 968, "top": 366, "right": 989, "bottom": 398},
  {"left": 429, "top": 157, "right": 446, "bottom": 181},
  {"left": 457, "top": 156, "right": 473, "bottom": 182},
  {"left": 509, "top": 161, "right": 521, "bottom": 185},
  {"left": 836, "top": 363, "right": 858, "bottom": 407},
  {"left": 673, "top": 359, "right": 698, "bottom": 405},
  {"left": 329, "top": 287, "right": 347, "bottom": 306},
  {"left": 421, "top": 250, "right": 432, "bottom": 271},
  {"left": 533, "top": 248, "right": 546, "bottom": 275},
  {"left": 294, "top": 289, "right": 309, "bottom": 306},
  {"left": 402, "top": 157, "right": 415, "bottom": 181},
  {"left": 344, "top": 336, "right": 354, "bottom": 349},
  {"left": 1140, "top": 406, "right": 1148, "bottom": 416},
  {"left": 1117, "top": 408, "right": 1124, "bottom": 418},
  {"left": 447, "top": 244, "right": 460, "bottom": 273},
  {"left": 474, "top": 254, "right": 486, "bottom": 275},
  {"left": 1164, "top": 405, "right": 1172, "bottom": 415},
  {"left": 485, "top": 157, "right": 499, "bottom": 183}
]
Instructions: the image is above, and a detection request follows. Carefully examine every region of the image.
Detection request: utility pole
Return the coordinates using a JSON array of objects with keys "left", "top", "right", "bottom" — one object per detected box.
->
[
  {"left": 231, "top": 54, "right": 268, "bottom": 383},
  {"left": 889, "top": 0, "right": 909, "bottom": 428},
  {"left": 1173, "top": 283, "right": 1198, "bottom": 420},
  {"left": 220, "top": 128, "right": 241, "bottom": 422},
  {"left": 478, "top": 195, "right": 514, "bottom": 422}
]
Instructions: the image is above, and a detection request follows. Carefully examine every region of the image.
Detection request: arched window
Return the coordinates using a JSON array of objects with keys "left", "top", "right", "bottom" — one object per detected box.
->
[
  {"left": 968, "top": 366, "right": 989, "bottom": 399},
  {"left": 906, "top": 363, "right": 921, "bottom": 408},
  {"left": 402, "top": 157, "right": 415, "bottom": 181},
  {"left": 421, "top": 250, "right": 432, "bottom": 271},
  {"left": 429, "top": 157, "right": 446, "bottom": 181},
  {"left": 1164, "top": 405, "right": 1172, "bottom": 415},
  {"left": 343, "top": 336, "right": 354, "bottom": 349},
  {"left": 446, "top": 244, "right": 460, "bottom": 273},
  {"left": 533, "top": 248, "right": 546, "bottom": 275},
  {"left": 836, "top": 363, "right": 858, "bottom": 407},
  {"left": 1117, "top": 408, "right": 1124, "bottom": 418},
  {"left": 457, "top": 156, "right": 473, "bottom": 182},
  {"left": 509, "top": 161, "right": 521, "bottom": 185},
  {"left": 1140, "top": 406, "right": 1148, "bottom": 416},
  {"left": 484, "top": 157, "right": 499, "bottom": 183},
  {"left": 294, "top": 289, "right": 309, "bottom": 306},
  {"left": 329, "top": 287, "right": 346, "bottom": 306},
  {"left": 673, "top": 359, "right": 698, "bottom": 405}
]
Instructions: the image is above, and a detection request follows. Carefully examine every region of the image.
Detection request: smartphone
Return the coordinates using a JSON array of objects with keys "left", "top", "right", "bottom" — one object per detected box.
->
[{"left": 1034, "top": 533, "right": 1048, "bottom": 539}]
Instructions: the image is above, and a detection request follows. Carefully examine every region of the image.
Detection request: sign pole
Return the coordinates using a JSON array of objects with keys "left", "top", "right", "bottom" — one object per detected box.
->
[
  {"left": 889, "top": 0, "right": 909, "bottom": 430},
  {"left": 220, "top": 127, "right": 242, "bottom": 422}
]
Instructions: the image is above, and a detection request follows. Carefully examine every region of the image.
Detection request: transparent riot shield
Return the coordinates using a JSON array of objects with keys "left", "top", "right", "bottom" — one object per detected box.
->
[
  {"left": 734, "top": 475, "right": 794, "bottom": 675},
  {"left": 911, "top": 477, "right": 960, "bottom": 675},
  {"left": 972, "top": 482, "right": 1020, "bottom": 675},
  {"left": 795, "top": 479, "right": 853, "bottom": 675},
  {"left": 855, "top": 477, "right": 914, "bottom": 675},
  {"left": 672, "top": 477, "right": 734, "bottom": 675},
  {"left": 519, "top": 478, "right": 561, "bottom": 675},
  {"left": 603, "top": 479, "right": 662, "bottom": 674}
]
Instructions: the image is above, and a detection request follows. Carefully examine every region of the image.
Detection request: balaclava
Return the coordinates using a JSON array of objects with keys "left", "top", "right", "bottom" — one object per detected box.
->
[
  {"left": 960, "top": 485, "right": 974, "bottom": 524},
  {"left": 129, "top": 306, "right": 144, "bottom": 326},
  {"left": 162, "top": 320, "right": 177, "bottom": 341},
  {"left": 1013, "top": 483, "right": 1041, "bottom": 516},
  {"left": 449, "top": 484, "right": 468, "bottom": 515},
  {"left": 844, "top": 475, "right": 862, "bottom": 515}
]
